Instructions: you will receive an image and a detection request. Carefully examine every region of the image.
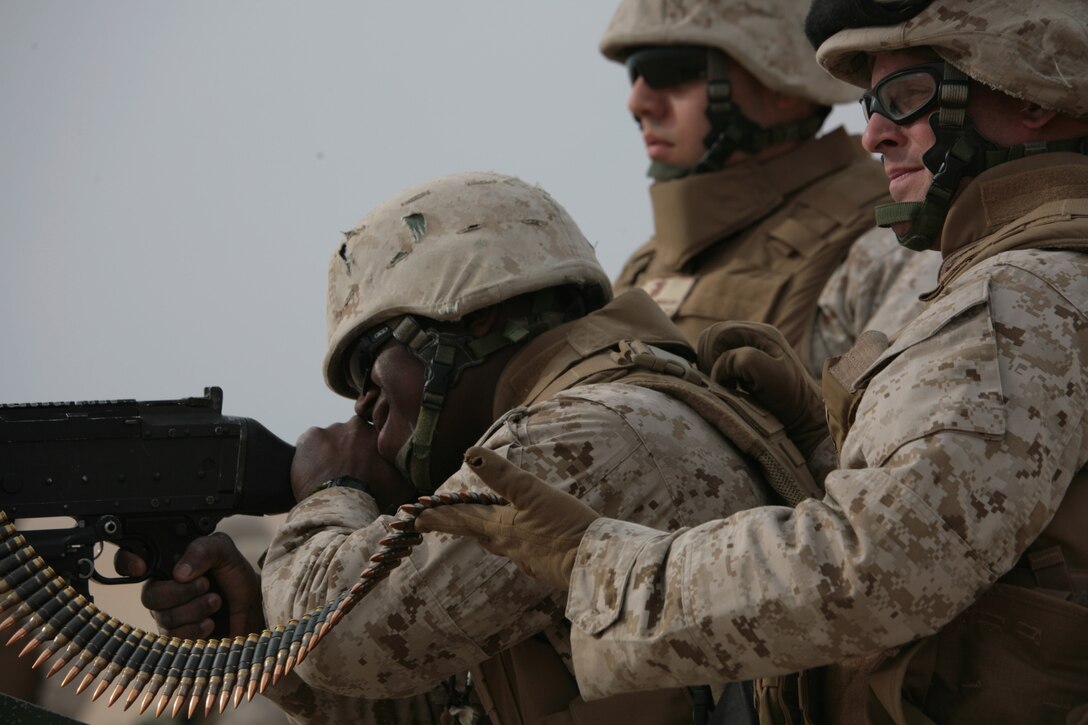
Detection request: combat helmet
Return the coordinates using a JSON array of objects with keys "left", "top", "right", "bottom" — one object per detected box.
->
[
  {"left": 324, "top": 171, "right": 612, "bottom": 493},
  {"left": 808, "top": 0, "right": 1088, "bottom": 250},
  {"left": 600, "top": 0, "right": 860, "bottom": 178}
]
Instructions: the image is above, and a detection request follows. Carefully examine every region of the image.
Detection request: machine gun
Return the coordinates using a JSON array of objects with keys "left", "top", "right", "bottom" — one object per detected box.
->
[
  {"left": 0, "top": 387, "right": 295, "bottom": 603},
  {"left": 0, "top": 386, "right": 502, "bottom": 716}
]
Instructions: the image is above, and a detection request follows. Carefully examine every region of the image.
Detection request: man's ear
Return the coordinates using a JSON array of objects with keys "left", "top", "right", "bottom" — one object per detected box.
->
[{"left": 1021, "top": 103, "right": 1058, "bottom": 130}]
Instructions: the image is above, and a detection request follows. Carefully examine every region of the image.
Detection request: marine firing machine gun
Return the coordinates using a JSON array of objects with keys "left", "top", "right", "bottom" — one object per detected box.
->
[
  {"left": 0, "top": 386, "right": 505, "bottom": 717},
  {"left": 0, "top": 387, "right": 296, "bottom": 604}
]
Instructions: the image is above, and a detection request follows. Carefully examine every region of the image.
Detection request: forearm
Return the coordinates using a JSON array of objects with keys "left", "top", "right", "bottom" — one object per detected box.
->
[
  {"left": 568, "top": 455, "right": 1008, "bottom": 696},
  {"left": 568, "top": 417, "right": 1084, "bottom": 698},
  {"left": 261, "top": 455, "right": 575, "bottom": 699},
  {"left": 261, "top": 486, "right": 502, "bottom": 698}
]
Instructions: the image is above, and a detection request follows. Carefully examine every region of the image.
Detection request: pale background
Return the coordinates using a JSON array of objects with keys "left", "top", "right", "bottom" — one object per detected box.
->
[{"left": 1, "top": 3, "right": 865, "bottom": 723}]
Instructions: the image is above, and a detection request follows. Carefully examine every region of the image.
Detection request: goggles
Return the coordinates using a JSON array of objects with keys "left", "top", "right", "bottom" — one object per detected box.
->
[
  {"left": 861, "top": 62, "right": 945, "bottom": 125},
  {"left": 626, "top": 46, "right": 707, "bottom": 89},
  {"left": 346, "top": 321, "right": 396, "bottom": 395}
]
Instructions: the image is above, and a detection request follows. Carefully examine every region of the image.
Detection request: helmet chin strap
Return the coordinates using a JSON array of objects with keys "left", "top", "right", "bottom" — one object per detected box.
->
[
  {"left": 874, "top": 64, "right": 972, "bottom": 251},
  {"left": 649, "top": 48, "right": 829, "bottom": 181},
  {"left": 875, "top": 64, "right": 1088, "bottom": 251},
  {"left": 390, "top": 290, "right": 573, "bottom": 494}
]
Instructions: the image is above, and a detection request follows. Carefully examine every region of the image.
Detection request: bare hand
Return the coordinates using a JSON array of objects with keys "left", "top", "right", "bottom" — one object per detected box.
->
[
  {"left": 292, "top": 416, "right": 414, "bottom": 511},
  {"left": 115, "top": 533, "right": 263, "bottom": 639}
]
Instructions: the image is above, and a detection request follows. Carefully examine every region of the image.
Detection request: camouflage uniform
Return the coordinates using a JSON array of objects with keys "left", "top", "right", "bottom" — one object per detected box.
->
[
  {"left": 561, "top": 2, "right": 1088, "bottom": 721},
  {"left": 809, "top": 227, "right": 941, "bottom": 377},
  {"left": 260, "top": 172, "right": 777, "bottom": 724},
  {"left": 615, "top": 160, "right": 942, "bottom": 377},
  {"left": 565, "top": 147, "right": 1088, "bottom": 725},
  {"left": 261, "top": 292, "right": 769, "bottom": 723},
  {"left": 604, "top": 0, "right": 940, "bottom": 373}
]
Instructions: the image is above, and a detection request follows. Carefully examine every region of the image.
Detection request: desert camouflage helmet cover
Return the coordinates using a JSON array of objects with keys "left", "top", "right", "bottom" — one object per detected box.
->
[
  {"left": 814, "top": 0, "right": 1088, "bottom": 118},
  {"left": 599, "top": 0, "right": 859, "bottom": 106},
  {"left": 323, "top": 171, "right": 613, "bottom": 397}
]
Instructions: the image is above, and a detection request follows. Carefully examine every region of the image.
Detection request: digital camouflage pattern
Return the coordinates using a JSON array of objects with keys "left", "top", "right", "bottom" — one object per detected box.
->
[
  {"left": 562, "top": 154, "right": 1088, "bottom": 703},
  {"left": 599, "top": 0, "right": 858, "bottom": 106},
  {"left": 816, "top": 0, "right": 1088, "bottom": 117},
  {"left": 614, "top": 128, "right": 940, "bottom": 375},
  {"left": 261, "top": 294, "right": 770, "bottom": 723},
  {"left": 809, "top": 226, "right": 941, "bottom": 378},
  {"left": 323, "top": 171, "right": 612, "bottom": 398}
]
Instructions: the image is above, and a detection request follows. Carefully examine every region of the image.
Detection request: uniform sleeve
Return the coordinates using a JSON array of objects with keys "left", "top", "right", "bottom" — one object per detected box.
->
[
  {"left": 567, "top": 259, "right": 1088, "bottom": 698},
  {"left": 261, "top": 385, "right": 765, "bottom": 703},
  {"left": 808, "top": 227, "right": 941, "bottom": 376}
]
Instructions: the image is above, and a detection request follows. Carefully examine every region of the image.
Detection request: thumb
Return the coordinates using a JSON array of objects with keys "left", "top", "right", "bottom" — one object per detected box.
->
[
  {"left": 699, "top": 321, "right": 788, "bottom": 361},
  {"left": 173, "top": 533, "right": 238, "bottom": 582},
  {"left": 715, "top": 346, "right": 776, "bottom": 393},
  {"left": 414, "top": 503, "right": 505, "bottom": 539},
  {"left": 463, "top": 447, "right": 549, "bottom": 510}
]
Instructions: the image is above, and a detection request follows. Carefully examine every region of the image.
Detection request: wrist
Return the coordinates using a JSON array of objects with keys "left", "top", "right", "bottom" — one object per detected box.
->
[{"left": 307, "top": 475, "right": 373, "bottom": 499}]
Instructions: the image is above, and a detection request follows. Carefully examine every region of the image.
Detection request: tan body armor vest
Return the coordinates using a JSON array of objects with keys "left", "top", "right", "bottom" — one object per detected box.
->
[
  {"left": 761, "top": 174, "right": 1088, "bottom": 724},
  {"left": 815, "top": 341, "right": 1088, "bottom": 725},
  {"left": 475, "top": 291, "right": 818, "bottom": 725},
  {"left": 614, "top": 128, "right": 889, "bottom": 364}
]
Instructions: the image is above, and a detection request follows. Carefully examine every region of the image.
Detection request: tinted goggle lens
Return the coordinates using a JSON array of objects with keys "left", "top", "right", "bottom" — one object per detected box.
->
[
  {"left": 346, "top": 322, "right": 395, "bottom": 395},
  {"left": 861, "top": 63, "right": 944, "bottom": 125},
  {"left": 626, "top": 47, "right": 707, "bottom": 89}
]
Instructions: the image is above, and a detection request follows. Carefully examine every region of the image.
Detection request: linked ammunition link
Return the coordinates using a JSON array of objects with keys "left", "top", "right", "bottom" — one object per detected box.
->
[{"left": 0, "top": 490, "right": 505, "bottom": 718}]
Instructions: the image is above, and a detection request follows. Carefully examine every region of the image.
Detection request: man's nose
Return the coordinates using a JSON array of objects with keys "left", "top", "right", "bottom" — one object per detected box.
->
[
  {"left": 627, "top": 76, "right": 666, "bottom": 122},
  {"left": 860, "top": 110, "right": 905, "bottom": 154},
  {"left": 355, "top": 387, "right": 378, "bottom": 419}
]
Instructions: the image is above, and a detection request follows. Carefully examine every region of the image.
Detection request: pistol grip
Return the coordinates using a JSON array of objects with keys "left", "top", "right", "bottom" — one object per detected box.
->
[{"left": 208, "top": 577, "right": 232, "bottom": 638}]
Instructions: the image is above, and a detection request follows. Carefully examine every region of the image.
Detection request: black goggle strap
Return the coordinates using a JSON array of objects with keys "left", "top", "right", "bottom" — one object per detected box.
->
[
  {"left": 935, "top": 64, "right": 969, "bottom": 128},
  {"left": 877, "top": 131, "right": 1088, "bottom": 251},
  {"left": 392, "top": 292, "right": 570, "bottom": 494},
  {"left": 875, "top": 64, "right": 974, "bottom": 251},
  {"left": 982, "top": 137, "right": 1088, "bottom": 166},
  {"left": 347, "top": 323, "right": 396, "bottom": 394},
  {"left": 692, "top": 48, "right": 830, "bottom": 175},
  {"left": 876, "top": 55, "right": 1088, "bottom": 251},
  {"left": 876, "top": 133, "right": 979, "bottom": 250}
]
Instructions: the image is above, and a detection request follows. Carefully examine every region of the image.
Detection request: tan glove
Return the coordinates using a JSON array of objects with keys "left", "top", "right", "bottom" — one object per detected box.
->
[
  {"left": 699, "top": 321, "right": 828, "bottom": 458},
  {"left": 414, "top": 447, "right": 600, "bottom": 590}
]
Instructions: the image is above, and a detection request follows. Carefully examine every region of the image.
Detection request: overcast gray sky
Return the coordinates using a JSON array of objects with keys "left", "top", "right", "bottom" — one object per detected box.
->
[{"left": 1, "top": 1, "right": 866, "bottom": 443}]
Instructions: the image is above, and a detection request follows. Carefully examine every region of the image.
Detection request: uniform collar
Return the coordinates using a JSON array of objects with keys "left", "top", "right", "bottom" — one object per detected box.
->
[
  {"left": 649, "top": 127, "right": 863, "bottom": 269},
  {"left": 941, "top": 153, "right": 1088, "bottom": 259},
  {"left": 928, "top": 153, "right": 1088, "bottom": 295}
]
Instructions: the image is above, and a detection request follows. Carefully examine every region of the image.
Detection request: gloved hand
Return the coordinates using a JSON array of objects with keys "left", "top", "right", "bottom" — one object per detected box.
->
[
  {"left": 414, "top": 447, "right": 600, "bottom": 590},
  {"left": 699, "top": 321, "right": 828, "bottom": 457}
]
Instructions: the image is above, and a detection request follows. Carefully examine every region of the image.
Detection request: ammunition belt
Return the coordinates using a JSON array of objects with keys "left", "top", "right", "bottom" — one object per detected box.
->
[{"left": 0, "top": 491, "right": 504, "bottom": 719}]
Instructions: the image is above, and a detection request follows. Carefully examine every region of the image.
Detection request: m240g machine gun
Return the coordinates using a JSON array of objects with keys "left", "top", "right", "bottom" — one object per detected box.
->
[
  {"left": 0, "top": 387, "right": 296, "bottom": 601},
  {"left": 0, "top": 386, "right": 503, "bottom": 717}
]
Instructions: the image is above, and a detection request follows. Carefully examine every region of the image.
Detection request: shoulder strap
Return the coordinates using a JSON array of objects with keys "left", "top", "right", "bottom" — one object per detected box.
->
[{"left": 531, "top": 341, "right": 822, "bottom": 507}]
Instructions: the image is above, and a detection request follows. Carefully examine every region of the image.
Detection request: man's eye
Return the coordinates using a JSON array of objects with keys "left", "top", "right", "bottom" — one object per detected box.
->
[{"left": 886, "top": 80, "right": 934, "bottom": 113}]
